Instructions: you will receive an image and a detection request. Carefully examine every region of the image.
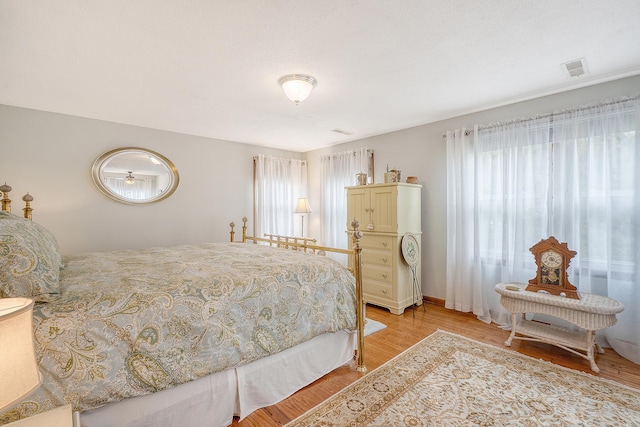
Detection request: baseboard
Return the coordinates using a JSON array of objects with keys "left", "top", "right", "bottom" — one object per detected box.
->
[{"left": 422, "top": 296, "right": 445, "bottom": 307}]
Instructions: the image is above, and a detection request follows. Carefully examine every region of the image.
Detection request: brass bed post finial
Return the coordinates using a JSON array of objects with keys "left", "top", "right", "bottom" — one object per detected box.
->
[
  {"left": 0, "top": 182, "right": 12, "bottom": 213},
  {"left": 229, "top": 222, "right": 235, "bottom": 242},
  {"left": 350, "top": 218, "right": 366, "bottom": 373},
  {"left": 22, "top": 193, "right": 33, "bottom": 220},
  {"left": 242, "top": 217, "right": 248, "bottom": 243}
]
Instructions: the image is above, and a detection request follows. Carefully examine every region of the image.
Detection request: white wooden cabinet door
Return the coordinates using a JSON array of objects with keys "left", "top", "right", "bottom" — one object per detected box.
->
[
  {"left": 370, "top": 185, "right": 397, "bottom": 233},
  {"left": 346, "top": 186, "right": 369, "bottom": 230}
]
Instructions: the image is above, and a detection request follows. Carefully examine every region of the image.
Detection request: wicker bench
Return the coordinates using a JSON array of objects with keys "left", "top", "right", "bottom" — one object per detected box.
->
[{"left": 495, "top": 282, "right": 624, "bottom": 372}]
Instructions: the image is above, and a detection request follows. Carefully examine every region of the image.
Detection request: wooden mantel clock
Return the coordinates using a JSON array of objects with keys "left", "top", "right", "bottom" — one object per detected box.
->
[{"left": 526, "top": 236, "right": 579, "bottom": 299}]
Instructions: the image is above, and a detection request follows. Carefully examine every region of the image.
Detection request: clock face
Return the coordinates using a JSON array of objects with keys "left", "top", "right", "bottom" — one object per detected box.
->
[{"left": 541, "top": 250, "right": 562, "bottom": 268}]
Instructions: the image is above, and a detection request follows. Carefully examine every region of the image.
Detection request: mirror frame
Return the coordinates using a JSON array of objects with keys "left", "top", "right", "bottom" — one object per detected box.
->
[{"left": 91, "top": 147, "right": 180, "bottom": 204}]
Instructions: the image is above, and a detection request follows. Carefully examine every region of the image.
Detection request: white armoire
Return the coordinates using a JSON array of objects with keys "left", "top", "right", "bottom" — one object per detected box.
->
[{"left": 346, "top": 183, "right": 422, "bottom": 314}]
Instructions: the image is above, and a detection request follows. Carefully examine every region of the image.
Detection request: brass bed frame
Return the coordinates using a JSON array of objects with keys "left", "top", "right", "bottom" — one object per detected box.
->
[
  {"left": 230, "top": 216, "right": 367, "bottom": 372},
  {"left": 0, "top": 183, "right": 34, "bottom": 219}
]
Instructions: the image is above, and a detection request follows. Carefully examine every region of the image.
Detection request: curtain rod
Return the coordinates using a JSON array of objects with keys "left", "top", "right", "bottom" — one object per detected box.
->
[
  {"left": 253, "top": 156, "right": 307, "bottom": 165},
  {"left": 478, "top": 93, "right": 640, "bottom": 131},
  {"left": 443, "top": 93, "right": 639, "bottom": 138},
  {"left": 442, "top": 130, "right": 471, "bottom": 138},
  {"left": 255, "top": 149, "right": 373, "bottom": 161},
  {"left": 319, "top": 148, "right": 374, "bottom": 160}
]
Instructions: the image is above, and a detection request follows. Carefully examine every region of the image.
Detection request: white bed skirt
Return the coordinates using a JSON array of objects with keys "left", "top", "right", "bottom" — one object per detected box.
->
[{"left": 75, "top": 329, "right": 356, "bottom": 427}]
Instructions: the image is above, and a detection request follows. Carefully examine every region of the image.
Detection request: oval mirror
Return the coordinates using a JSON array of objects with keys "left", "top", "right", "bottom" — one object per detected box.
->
[{"left": 92, "top": 147, "right": 180, "bottom": 204}]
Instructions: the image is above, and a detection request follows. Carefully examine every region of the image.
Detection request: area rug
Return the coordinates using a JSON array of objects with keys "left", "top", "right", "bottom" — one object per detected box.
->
[
  {"left": 363, "top": 318, "right": 386, "bottom": 336},
  {"left": 284, "top": 330, "right": 640, "bottom": 426}
]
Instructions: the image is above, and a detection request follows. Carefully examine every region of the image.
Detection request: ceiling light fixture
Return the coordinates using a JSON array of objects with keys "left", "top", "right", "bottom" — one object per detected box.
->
[
  {"left": 124, "top": 172, "right": 135, "bottom": 185},
  {"left": 278, "top": 74, "right": 317, "bottom": 105}
]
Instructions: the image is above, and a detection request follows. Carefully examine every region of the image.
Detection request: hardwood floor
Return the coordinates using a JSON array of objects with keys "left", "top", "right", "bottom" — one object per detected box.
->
[{"left": 233, "top": 302, "right": 640, "bottom": 426}]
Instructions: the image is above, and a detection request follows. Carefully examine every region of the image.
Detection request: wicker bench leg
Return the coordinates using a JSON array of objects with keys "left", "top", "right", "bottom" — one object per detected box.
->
[
  {"left": 585, "top": 330, "right": 600, "bottom": 373},
  {"left": 505, "top": 313, "right": 518, "bottom": 346}
]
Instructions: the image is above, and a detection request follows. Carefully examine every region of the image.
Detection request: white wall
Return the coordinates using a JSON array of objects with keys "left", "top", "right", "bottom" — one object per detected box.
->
[
  {"left": 0, "top": 105, "right": 301, "bottom": 254},
  {"left": 306, "top": 75, "right": 640, "bottom": 302}
]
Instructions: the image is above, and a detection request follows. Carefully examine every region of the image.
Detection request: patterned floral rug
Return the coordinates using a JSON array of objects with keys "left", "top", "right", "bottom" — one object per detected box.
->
[{"left": 284, "top": 330, "right": 640, "bottom": 426}]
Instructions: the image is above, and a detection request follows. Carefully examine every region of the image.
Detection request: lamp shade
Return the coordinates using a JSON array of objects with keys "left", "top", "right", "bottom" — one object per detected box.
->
[
  {"left": 0, "top": 298, "right": 41, "bottom": 412},
  {"left": 278, "top": 74, "right": 317, "bottom": 105},
  {"left": 295, "top": 198, "right": 313, "bottom": 214}
]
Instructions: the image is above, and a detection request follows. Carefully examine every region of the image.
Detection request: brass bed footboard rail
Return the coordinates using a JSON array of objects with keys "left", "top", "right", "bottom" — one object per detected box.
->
[
  {"left": 229, "top": 216, "right": 366, "bottom": 372},
  {"left": 260, "top": 234, "right": 319, "bottom": 253}
]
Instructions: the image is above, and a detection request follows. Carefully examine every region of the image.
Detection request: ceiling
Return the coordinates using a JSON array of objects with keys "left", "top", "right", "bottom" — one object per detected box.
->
[{"left": 2, "top": 1, "right": 640, "bottom": 153}]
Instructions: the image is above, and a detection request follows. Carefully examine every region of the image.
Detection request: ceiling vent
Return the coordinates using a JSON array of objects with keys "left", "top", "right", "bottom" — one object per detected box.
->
[{"left": 563, "top": 58, "right": 587, "bottom": 78}]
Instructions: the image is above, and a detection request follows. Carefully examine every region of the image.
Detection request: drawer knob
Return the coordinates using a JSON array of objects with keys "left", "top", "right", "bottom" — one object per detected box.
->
[
  {"left": 382, "top": 273, "right": 388, "bottom": 279},
  {"left": 382, "top": 257, "right": 388, "bottom": 263},
  {"left": 382, "top": 242, "right": 387, "bottom": 247},
  {"left": 382, "top": 289, "right": 387, "bottom": 294}
]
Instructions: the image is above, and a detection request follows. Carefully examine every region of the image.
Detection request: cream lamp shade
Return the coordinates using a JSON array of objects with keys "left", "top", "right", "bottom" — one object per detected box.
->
[
  {"left": 0, "top": 297, "right": 42, "bottom": 412},
  {"left": 294, "top": 197, "right": 313, "bottom": 214},
  {"left": 278, "top": 74, "right": 317, "bottom": 105}
]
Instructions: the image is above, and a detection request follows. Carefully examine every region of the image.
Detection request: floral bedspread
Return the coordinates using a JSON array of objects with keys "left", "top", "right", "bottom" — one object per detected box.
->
[{"left": 0, "top": 243, "right": 356, "bottom": 423}]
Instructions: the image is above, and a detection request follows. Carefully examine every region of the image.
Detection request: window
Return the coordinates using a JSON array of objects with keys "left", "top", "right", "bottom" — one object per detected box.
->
[
  {"left": 253, "top": 155, "right": 307, "bottom": 237},
  {"left": 446, "top": 95, "right": 640, "bottom": 364},
  {"left": 319, "top": 148, "right": 373, "bottom": 260}
]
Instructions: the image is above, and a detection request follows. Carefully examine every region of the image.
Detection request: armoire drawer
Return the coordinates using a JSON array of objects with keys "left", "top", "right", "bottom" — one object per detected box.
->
[
  {"left": 363, "top": 280, "right": 393, "bottom": 300},
  {"left": 362, "top": 250, "right": 392, "bottom": 267},
  {"left": 361, "top": 234, "right": 393, "bottom": 251},
  {"left": 362, "top": 264, "right": 393, "bottom": 284}
]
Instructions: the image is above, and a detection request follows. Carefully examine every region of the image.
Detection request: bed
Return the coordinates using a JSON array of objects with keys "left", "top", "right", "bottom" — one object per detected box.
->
[{"left": 0, "top": 185, "right": 366, "bottom": 427}]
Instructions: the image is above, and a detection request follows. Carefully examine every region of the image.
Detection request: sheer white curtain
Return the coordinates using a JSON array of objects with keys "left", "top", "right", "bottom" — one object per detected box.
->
[
  {"left": 445, "top": 128, "right": 489, "bottom": 321},
  {"left": 320, "top": 148, "right": 370, "bottom": 262},
  {"left": 446, "top": 95, "right": 640, "bottom": 364},
  {"left": 104, "top": 176, "right": 156, "bottom": 200},
  {"left": 254, "top": 155, "right": 307, "bottom": 238},
  {"left": 550, "top": 98, "right": 640, "bottom": 364},
  {"left": 445, "top": 119, "right": 553, "bottom": 324}
]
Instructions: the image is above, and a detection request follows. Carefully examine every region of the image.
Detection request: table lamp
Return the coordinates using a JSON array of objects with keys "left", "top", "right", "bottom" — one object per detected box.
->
[{"left": 0, "top": 298, "right": 42, "bottom": 413}]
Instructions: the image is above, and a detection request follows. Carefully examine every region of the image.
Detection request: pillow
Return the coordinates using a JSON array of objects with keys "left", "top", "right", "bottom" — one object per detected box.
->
[{"left": 0, "top": 213, "right": 63, "bottom": 301}]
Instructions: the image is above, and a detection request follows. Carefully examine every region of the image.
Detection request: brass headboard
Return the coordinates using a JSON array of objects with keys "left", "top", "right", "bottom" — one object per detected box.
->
[{"left": 0, "top": 182, "right": 34, "bottom": 219}]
